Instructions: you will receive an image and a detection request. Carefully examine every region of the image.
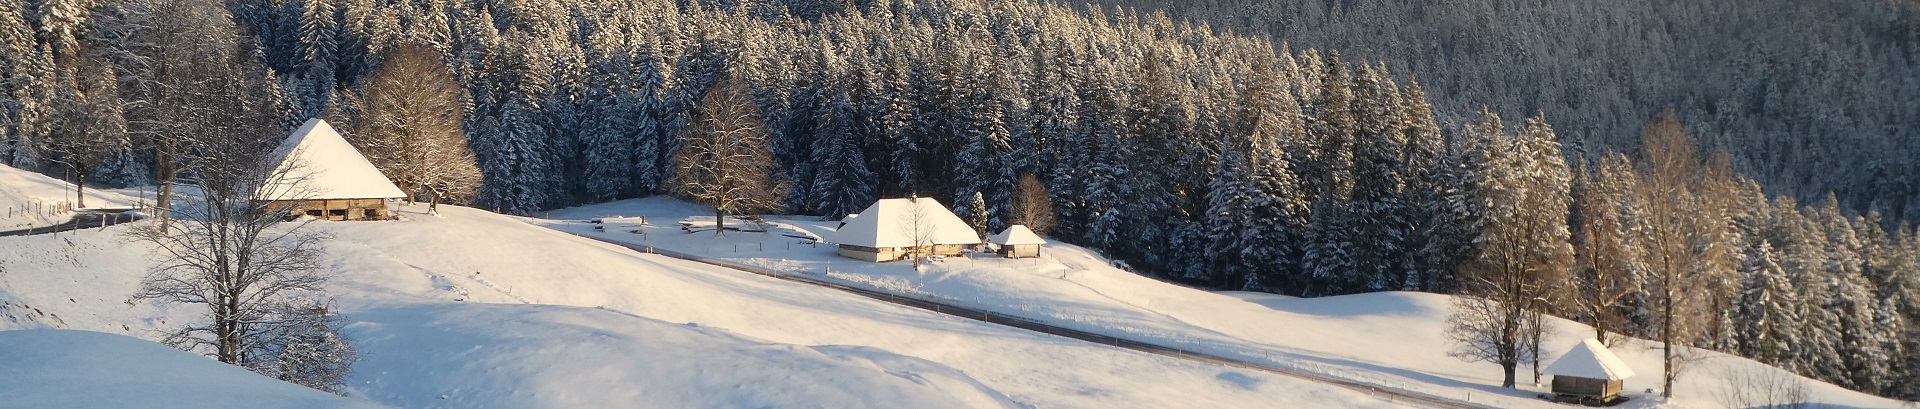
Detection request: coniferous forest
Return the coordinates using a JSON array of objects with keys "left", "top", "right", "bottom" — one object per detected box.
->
[
  {"left": 0, "top": 0, "right": 1916, "bottom": 400},
  {"left": 1092, "top": 0, "right": 1920, "bottom": 225}
]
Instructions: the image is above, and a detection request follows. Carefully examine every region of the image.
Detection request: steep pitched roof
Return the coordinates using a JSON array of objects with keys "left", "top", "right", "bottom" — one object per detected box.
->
[
  {"left": 257, "top": 119, "right": 407, "bottom": 201},
  {"left": 987, "top": 225, "right": 1046, "bottom": 246},
  {"left": 1544, "top": 339, "right": 1636, "bottom": 380},
  {"left": 826, "top": 198, "right": 980, "bottom": 248}
]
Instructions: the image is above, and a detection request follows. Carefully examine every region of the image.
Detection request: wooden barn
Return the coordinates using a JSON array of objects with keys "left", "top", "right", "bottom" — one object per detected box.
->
[
  {"left": 986, "top": 224, "right": 1045, "bottom": 258},
  {"left": 1544, "top": 338, "right": 1636, "bottom": 404},
  {"left": 824, "top": 197, "right": 980, "bottom": 262},
  {"left": 255, "top": 118, "right": 407, "bottom": 221}
]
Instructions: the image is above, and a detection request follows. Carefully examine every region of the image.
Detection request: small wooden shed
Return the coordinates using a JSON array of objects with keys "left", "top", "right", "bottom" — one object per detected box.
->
[
  {"left": 1544, "top": 338, "right": 1636, "bottom": 404},
  {"left": 255, "top": 119, "right": 407, "bottom": 221},
  {"left": 986, "top": 225, "right": 1045, "bottom": 258}
]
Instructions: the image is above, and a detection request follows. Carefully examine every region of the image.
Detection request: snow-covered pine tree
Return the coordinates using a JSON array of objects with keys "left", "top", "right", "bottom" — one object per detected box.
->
[
  {"left": 630, "top": 38, "right": 671, "bottom": 196},
  {"left": 967, "top": 191, "right": 988, "bottom": 238},
  {"left": 1203, "top": 132, "right": 1260, "bottom": 288},
  {"left": 981, "top": 52, "right": 1022, "bottom": 234},
  {"left": 1300, "top": 50, "right": 1354, "bottom": 201},
  {"left": 30, "top": 0, "right": 88, "bottom": 63},
  {"left": 1345, "top": 64, "right": 1412, "bottom": 292},
  {"left": 807, "top": 88, "right": 874, "bottom": 219},
  {"left": 1397, "top": 79, "right": 1449, "bottom": 291},
  {"left": 1075, "top": 59, "right": 1130, "bottom": 251},
  {"left": 578, "top": 27, "right": 638, "bottom": 203},
  {"left": 292, "top": 0, "right": 339, "bottom": 117},
  {"left": 761, "top": 34, "right": 813, "bottom": 213},
  {"left": 1212, "top": 58, "right": 1309, "bottom": 292},
  {"left": 888, "top": 58, "right": 930, "bottom": 197},
  {"left": 473, "top": 96, "right": 553, "bottom": 215},
  {"left": 947, "top": 55, "right": 1019, "bottom": 234},
  {"left": 332, "top": 0, "right": 379, "bottom": 84},
  {"left": 1301, "top": 195, "right": 1357, "bottom": 295},
  {"left": 1117, "top": 48, "right": 1189, "bottom": 265},
  {"left": 0, "top": 0, "right": 47, "bottom": 167},
  {"left": 1813, "top": 198, "right": 1894, "bottom": 392},
  {"left": 1733, "top": 239, "right": 1803, "bottom": 368}
]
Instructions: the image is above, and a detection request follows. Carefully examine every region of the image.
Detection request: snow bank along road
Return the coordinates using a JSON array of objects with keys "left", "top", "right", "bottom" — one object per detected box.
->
[{"left": 572, "top": 233, "right": 1496, "bottom": 409}]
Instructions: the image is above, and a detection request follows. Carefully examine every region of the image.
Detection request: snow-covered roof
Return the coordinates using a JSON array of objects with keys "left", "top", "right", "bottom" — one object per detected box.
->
[
  {"left": 1544, "top": 339, "right": 1636, "bottom": 380},
  {"left": 987, "top": 225, "right": 1046, "bottom": 246},
  {"left": 257, "top": 119, "right": 407, "bottom": 201},
  {"left": 825, "top": 198, "right": 980, "bottom": 248}
]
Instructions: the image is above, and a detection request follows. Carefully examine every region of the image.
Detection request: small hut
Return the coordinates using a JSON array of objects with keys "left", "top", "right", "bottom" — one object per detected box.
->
[
  {"left": 986, "top": 225, "right": 1045, "bottom": 258},
  {"left": 1544, "top": 339, "right": 1636, "bottom": 404},
  {"left": 255, "top": 119, "right": 407, "bottom": 221},
  {"left": 824, "top": 197, "right": 980, "bottom": 262}
]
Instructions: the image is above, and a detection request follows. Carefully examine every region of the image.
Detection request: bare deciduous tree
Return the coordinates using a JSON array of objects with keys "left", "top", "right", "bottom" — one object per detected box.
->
[
  {"left": 126, "top": 39, "right": 354, "bottom": 394},
  {"left": 1008, "top": 174, "right": 1055, "bottom": 235},
  {"left": 348, "top": 43, "right": 479, "bottom": 214},
  {"left": 128, "top": 147, "right": 332, "bottom": 376},
  {"left": 1635, "top": 109, "right": 1738, "bottom": 398},
  {"left": 1713, "top": 365, "right": 1812, "bottom": 409},
  {"left": 898, "top": 196, "right": 938, "bottom": 269},
  {"left": 1447, "top": 113, "right": 1572, "bottom": 389},
  {"left": 1569, "top": 153, "right": 1640, "bottom": 345},
  {"left": 673, "top": 73, "right": 781, "bottom": 235}
]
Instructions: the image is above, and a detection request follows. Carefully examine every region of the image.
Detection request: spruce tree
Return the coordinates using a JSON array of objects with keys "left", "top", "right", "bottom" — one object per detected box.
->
[{"left": 808, "top": 88, "right": 874, "bottom": 219}]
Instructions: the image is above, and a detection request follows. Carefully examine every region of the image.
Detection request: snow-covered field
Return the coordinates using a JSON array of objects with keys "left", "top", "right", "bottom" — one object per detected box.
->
[
  {"left": 544, "top": 197, "right": 1915, "bottom": 409},
  {"left": 0, "top": 166, "right": 1410, "bottom": 408}
]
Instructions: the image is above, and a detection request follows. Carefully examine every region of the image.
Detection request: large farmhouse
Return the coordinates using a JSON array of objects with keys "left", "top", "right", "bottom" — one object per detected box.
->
[
  {"left": 825, "top": 197, "right": 981, "bottom": 262},
  {"left": 256, "top": 118, "right": 407, "bottom": 221}
]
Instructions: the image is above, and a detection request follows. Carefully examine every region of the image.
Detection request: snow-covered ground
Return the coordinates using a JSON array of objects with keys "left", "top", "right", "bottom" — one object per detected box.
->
[
  {"left": 0, "top": 329, "right": 389, "bottom": 409},
  {"left": 0, "top": 169, "right": 1411, "bottom": 408},
  {"left": 544, "top": 197, "right": 1915, "bottom": 409},
  {"left": 0, "top": 164, "right": 138, "bottom": 231}
]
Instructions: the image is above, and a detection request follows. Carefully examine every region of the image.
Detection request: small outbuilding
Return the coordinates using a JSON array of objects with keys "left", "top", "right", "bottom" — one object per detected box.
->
[
  {"left": 824, "top": 197, "right": 980, "bottom": 262},
  {"left": 986, "top": 225, "right": 1045, "bottom": 258},
  {"left": 1544, "top": 338, "right": 1636, "bottom": 404},
  {"left": 255, "top": 118, "right": 407, "bottom": 221}
]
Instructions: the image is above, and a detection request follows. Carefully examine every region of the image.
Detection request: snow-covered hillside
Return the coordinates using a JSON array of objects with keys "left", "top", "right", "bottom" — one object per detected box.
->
[
  {"left": 0, "top": 173, "right": 1408, "bottom": 408},
  {"left": 3, "top": 162, "right": 1905, "bottom": 408},
  {"left": 546, "top": 197, "right": 1915, "bottom": 409},
  {"left": 307, "top": 204, "right": 1400, "bottom": 408},
  {"left": 0, "top": 164, "right": 136, "bottom": 231}
]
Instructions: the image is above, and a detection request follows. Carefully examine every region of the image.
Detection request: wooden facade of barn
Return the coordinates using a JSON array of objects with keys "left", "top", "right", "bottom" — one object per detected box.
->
[
  {"left": 835, "top": 243, "right": 967, "bottom": 262},
  {"left": 264, "top": 198, "right": 393, "bottom": 221},
  {"left": 1550, "top": 375, "right": 1624, "bottom": 401}
]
